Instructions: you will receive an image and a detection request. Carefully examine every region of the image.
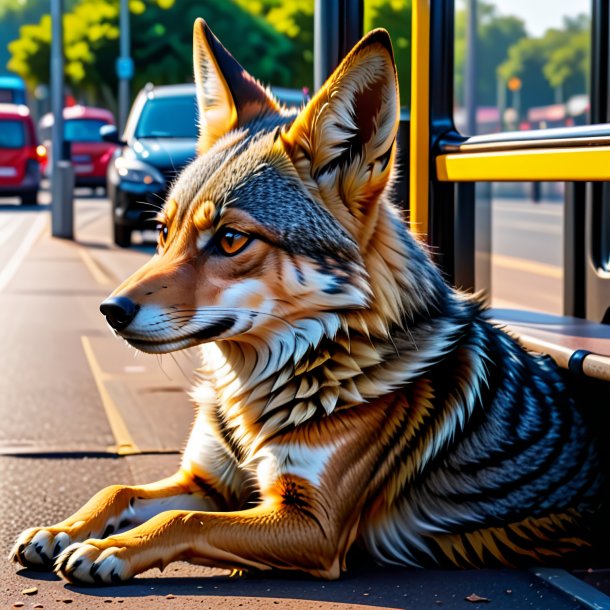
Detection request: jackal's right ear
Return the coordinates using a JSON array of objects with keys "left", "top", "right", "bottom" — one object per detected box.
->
[
  {"left": 280, "top": 29, "right": 399, "bottom": 246},
  {"left": 193, "top": 18, "right": 280, "bottom": 153}
]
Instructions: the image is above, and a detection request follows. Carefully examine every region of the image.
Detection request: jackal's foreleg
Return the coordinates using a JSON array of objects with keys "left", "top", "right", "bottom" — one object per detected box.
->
[
  {"left": 54, "top": 494, "right": 345, "bottom": 585},
  {"left": 10, "top": 469, "right": 226, "bottom": 570}
]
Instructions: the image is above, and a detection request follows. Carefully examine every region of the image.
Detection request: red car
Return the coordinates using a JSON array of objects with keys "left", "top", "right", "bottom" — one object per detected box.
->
[
  {"left": 0, "top": 103, "right": 44, "bottom": 205},
  {"left": 39, "top": 105, "right": 117, "bottom": 189}
]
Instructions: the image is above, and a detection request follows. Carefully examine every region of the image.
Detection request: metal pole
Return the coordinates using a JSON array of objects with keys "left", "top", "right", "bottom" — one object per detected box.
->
[
  {"left": 50, "top": 0, "right": 64, "bottom": 171},
  {"left": 50, "top": 0, "right": 73, "bottom": 239},
  {"left": 465, "top": 0, "right": 477, "bottom": 135},
  {"left": 118, "top": 0, "right": 131, "bottom": 132},
  {"left": 496, "top": 73, "right": 505, "bottom": 130},
  {"left": 314, "top": 0, "right": 339, "bottom": 91},
  {"left": 314, "top": 0, "right": 362, "bottom": 91}
]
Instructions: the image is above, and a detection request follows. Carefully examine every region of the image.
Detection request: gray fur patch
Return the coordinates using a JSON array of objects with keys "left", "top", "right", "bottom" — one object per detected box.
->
[{"left": 227, "top": 164, "right": 360, "bottom": 263}]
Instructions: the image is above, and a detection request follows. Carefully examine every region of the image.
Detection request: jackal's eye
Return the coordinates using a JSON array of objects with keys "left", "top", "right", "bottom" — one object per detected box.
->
[
  {"left": 157, "top": 223, "right": 169, "bottom": 247},
  {"left": 217, "top": 228, "right": 251, "bottom": 256}
]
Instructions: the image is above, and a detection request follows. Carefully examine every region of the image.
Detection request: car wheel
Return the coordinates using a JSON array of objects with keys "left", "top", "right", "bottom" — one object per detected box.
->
[
  {"left": 114, "top": 223, "right": 132, "bottom": 248},
  {"left": 20, "top": 190, "right": 38, "bottom": 205}
]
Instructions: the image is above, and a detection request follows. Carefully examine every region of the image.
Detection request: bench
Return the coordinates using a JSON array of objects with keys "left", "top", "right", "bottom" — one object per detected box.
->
[{"left": 490, "top": 309, "right": 610, "bottom": 382}]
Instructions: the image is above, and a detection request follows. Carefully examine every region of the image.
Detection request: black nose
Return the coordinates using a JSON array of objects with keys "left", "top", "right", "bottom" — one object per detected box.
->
[{"left": 100, "top": 296, "right": 139, "bottom": 331}]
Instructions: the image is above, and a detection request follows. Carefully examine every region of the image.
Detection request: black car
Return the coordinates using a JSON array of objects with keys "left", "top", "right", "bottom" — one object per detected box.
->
[{"left": 102, "top": 83, "right": 198, "bottom": 247}]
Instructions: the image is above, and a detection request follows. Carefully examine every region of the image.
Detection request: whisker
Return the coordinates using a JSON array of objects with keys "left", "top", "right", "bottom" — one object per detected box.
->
[
  {"left": 135, "top": 200, "right": 164, "bottom": 212},
  {"left": 169, "top": 351, "right": 194, "bottom": 384},
  {"left": 166, "top": 308, "right": 297, "bottom": 329},
  {"left": 155, "top": 353, "right": 173, "bottom": 381}
]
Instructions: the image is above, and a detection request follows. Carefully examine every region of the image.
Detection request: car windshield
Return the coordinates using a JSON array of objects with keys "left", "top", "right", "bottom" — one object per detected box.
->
[
  {"left": 0, "top": 119, "right": 26, "bottom": 148},
  {"left": 0, "top": 89, "right": 18, "bottom": 103},
  {"left": 65, "top": 119, "right": 109, "bottom": 142},
  {"left": 135, "top": 95, "right": 198, "bottom": 138}
]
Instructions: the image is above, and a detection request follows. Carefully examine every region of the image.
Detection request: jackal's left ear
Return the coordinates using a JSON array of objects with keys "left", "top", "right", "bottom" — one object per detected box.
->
[
  {"left": 193, "top": 18, "right": 280, "bottom": 153},
  {"left": 281, "top": 29, "right": 399, "bottom": 240}
]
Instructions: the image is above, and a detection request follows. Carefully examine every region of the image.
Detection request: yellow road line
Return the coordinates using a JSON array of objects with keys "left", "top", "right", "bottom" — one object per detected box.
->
[
  {"left": 493, "top": 254, "right": 562, "bottom": 279},
  {"left": 78, "top": 247, "right": 115, "bottom": 286},
  {"left": 81, "top": 336, "right": 140, "bottom": 455},
  {"left": 0, "top": 213, "right": 47, "bottom": 292}
]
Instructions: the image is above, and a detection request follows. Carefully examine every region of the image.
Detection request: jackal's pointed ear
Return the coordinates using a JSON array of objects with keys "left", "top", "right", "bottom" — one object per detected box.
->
[
  {"left": 281, "top": 29, "right": 399, "bottom": 242},
  {"left": 193, "top": 18, "right": 280, "bottom": 153}
]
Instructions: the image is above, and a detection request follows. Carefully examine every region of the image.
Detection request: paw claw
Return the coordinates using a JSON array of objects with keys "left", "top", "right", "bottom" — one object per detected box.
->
[
  {"left": 10, "top": 528, "right": 67, "bottom": 570},
  {"left": 55, "top": 542, "right": 130, "bottom": 585}
]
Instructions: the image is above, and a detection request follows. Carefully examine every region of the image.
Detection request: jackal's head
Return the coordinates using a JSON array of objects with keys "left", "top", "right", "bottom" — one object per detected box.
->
[{"left": 101, "top": 19, "right": 421, "bottom": 355}]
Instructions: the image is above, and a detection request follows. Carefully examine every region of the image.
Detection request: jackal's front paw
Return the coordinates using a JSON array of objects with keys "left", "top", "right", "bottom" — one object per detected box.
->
[
  {"left": 10, "top": 528, "right": 72, "bottom": 570},
  {"left": 55, "top": 541, "right": 132, "bottom": 585}
]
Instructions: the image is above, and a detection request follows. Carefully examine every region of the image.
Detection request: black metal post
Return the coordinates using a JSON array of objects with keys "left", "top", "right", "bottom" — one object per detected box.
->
[
  {"left": 314, "top": 0, "right": 363, "bottom": 90},
  {"left": 585, "top": 0, "right": 610, "bottom": 321},
  {"left": 465, "top": 0, "right": 477, "bottom": 136},
  {"left": 428, "top": 0, "right": 476, "bottom": 290},
  {"left": 564, "top": 182, "right": 586, "bottom": 317}
]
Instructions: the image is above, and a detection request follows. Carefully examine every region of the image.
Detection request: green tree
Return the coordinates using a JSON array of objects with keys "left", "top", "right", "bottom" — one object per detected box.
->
[
  {"left": 8, "top": 0, "right": 120, "bottom": 109},
  {"left": 235, "top": 0, "right": 412, "bottom": 106},
  {"left": 130, "top": 0, "right": 296, "bottom": 92},
  {"left": 0, "top": 0, "right": 79, "bottom": 75},
  {"left": 499, "top": 15, "right": 590, "bottom": 112},
  {"left": 543, "top": 16, "right": 589, "bottom": 102},
  {"left": 364, "top": 0, "right": 411, "bottom": 108},
  {"left": 232, "top": 0, "right": 314, "bottom": 92},
  {"left": 454, "top": 1, "right": 527, "bottom": 107},
  {"left": 7, "top": 0, "right": 297, "bottom": 112}
]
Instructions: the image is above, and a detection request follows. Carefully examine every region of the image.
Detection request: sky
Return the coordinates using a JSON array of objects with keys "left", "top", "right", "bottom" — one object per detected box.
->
[{"left": 486, "top": 0, "right": 590, "bottom": 36}]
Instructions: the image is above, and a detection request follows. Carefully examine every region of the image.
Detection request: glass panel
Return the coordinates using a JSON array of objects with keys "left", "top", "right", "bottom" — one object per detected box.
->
[
  {"left": 135, "top": 96, "right": 198, "bottom": 139},
  {"left": 475, "top": 182, "right": 563, "bottom": 314},
  {"left": 0, "top": 119, "right": 26, "bottom": 148},
  {"left": 64, "top": 119, "right": 109, "bottom": 143},
  {"left": 454, "top": 0, "right": 591, "bottom": 135},
  {"left": 364, "top": 0, "right": 411, "bottom": 108},
  {"left": 0, "top": 89, "right": 16, "bottom": 104}
]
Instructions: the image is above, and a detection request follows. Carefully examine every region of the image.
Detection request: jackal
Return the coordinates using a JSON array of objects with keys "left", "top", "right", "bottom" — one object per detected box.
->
[{"left": 11, "top": 20, "right": 603, "bottom": 584}]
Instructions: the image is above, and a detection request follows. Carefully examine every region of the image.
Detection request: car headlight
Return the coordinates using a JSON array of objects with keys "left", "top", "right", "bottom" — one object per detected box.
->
[{"left": 114, "top": 157, "right": 165, "bottom": 192}]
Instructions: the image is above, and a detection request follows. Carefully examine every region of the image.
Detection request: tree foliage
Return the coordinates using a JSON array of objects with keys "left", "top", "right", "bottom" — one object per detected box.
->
[
  {"left": 235, "top": 0, "right": 412, "bottom": 106},
  {"left": 129, "top": 0, "right": 296, "bottom": 92},
  {"left": 498, "top": 14, "right": 590, "bottom": 107},
  {"left": 454, "top": 2, "right": 527, "bottom": 107},
  {"left": 364, "top": 0, "right": 411, "bottom": 108},
  {"left": 233, "top": 0, "right": 314, "bottom": 92},
  {"left": 7, "top": 0, "right": 297, "bottom": 112},
  {"left": 6, "top": 0, "right": 591, "bottom": 120},
  {"left": 8, "top": 0, "right": 119, "bottom": 108}
]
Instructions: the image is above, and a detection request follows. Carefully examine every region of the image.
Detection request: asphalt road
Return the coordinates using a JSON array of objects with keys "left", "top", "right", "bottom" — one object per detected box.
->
[
  {"left": 0, "top": 189, "right": 604, "bottom": 609},
  {"left": 489, "top": 197, "right": 563, "bottom": 314}
]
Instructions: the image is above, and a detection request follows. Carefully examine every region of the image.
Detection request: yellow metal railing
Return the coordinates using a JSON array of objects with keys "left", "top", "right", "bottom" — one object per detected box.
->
[
  {"left": 409, "top": 0, "right": 430, "bottom": 238},
  {"left": 437, "top": 147, "right": 610, "bottom": 182}
]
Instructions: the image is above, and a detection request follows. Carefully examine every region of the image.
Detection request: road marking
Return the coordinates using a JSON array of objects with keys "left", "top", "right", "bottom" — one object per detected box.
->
[
  {"left": 81, "top": 335, "right": 140, "bottom": 455},
  {"left": 493, "top": 202, "right": 562, "bottom": 217},
  {"left": 494, "top": 220, "right": 561, "bottom": 236},
  {"left": 0, "top": 213, "right": 47, "bottom": 292},
  {"left": 493, "top": 253, "right": 562, "bottom": 279},
  {"left": 78, "top": 246, "right": 115, "bottom": 286},
  {"left": 0, "top": 214, "right": 25, "bottom": 247}
]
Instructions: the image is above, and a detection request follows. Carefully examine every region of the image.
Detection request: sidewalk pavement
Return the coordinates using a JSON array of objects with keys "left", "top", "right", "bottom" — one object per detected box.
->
[{"left": 0, "top": 206, "right": 603, "bottom": 610}]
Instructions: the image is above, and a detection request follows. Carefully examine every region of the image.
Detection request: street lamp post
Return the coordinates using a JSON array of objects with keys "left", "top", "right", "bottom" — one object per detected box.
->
[
  {"left": 117, "top": 0, "right": 133, "bottom": 133},
  {"left": 508, "top": 76, "right": 522, "bottom": 122},
  {"left": 465, "top": 0, "right": 477, "bottom": 135},
  {"left": 50, "top": 0, "right": 74, "bottom": 239}
]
